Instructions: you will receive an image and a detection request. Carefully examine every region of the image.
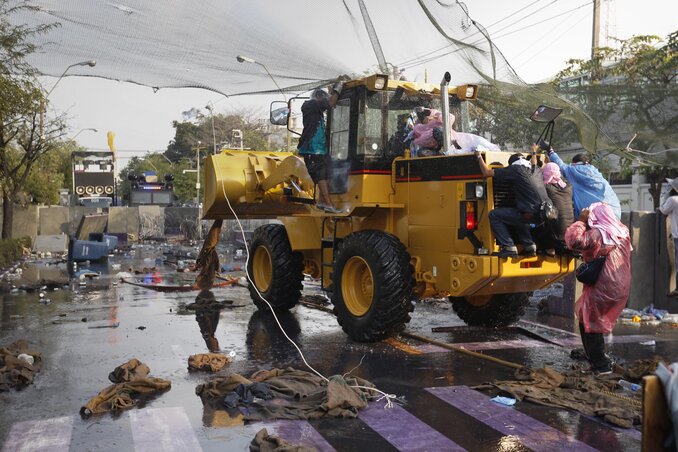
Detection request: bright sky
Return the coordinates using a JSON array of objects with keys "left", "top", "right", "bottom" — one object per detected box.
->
[{"left": 46, "top": 0, "right": 677, "bottom": 166}]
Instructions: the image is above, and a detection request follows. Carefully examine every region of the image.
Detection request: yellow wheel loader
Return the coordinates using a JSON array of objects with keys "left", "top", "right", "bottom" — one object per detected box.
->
[{"left": 203, "top": 72, "right": 574, "bottom": 342}]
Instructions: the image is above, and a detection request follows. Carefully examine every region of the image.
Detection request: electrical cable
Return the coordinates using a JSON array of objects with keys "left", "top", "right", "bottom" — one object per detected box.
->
[
  {"left": 397, "top": 0, "right": 549, "bottom": 68},
  {"left": 398, "top": 1, "right": 591, "bottom": 71},
  {"left": 213, "top": 158, "right": 397, "bottom": 408}
]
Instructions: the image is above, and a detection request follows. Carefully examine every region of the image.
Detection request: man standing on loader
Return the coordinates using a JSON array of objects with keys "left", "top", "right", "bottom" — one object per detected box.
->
[
  {"left": 297, "top": 84, "right": 343, "bottom": 214},
  {"left": 475, "top": 150, "right": 550, "bottom": 257}
]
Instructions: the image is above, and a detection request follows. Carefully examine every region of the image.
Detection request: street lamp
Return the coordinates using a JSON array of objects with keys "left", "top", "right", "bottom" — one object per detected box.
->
[
  {"left": 183, "top": 141, "right": 204, "bottom": 240},
  {"left": 236, "top": 54, "right": 291, "bottom": 151},
  {"left": 205, "top": 102, "right": 217, "bottom": 154},
  {"left": 69, "top": 127, "right": 98, "bottom": 141},
  {"left": 46, "top": 60, "right": 96, "bottom": 98}
]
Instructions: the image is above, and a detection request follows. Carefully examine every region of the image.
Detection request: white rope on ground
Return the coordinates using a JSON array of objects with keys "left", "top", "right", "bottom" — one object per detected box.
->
[{"left": 214, "top": 162, "right": 397, "bottom": 409}]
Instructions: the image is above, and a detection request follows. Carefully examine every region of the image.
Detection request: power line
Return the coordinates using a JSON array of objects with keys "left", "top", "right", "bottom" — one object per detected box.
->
[
  {"left": 511, "top": 8, "right": 591, "bottom": 69},
  {"left": 399, "top": 1, "right": 592, "bottom": 71},
  {"left": 397, "top": 0, "right": 548, "bottom": 67}
]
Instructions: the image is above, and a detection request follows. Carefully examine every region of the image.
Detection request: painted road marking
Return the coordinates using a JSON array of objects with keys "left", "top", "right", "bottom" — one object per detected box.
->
[
  {"left": 130, "top": 407, "right": 202, "bottom": 452},
  {"left": 358, "top": 401, "right": 466, "bottom": 451},
  {"left": 427, "top": 386, "right": 597, "bottom": 452},
  {"left": 266, "top": 420, "right": 336, "bottom": 451},
  {"left": 2, "top": 416, "right": 73, "bottom": 452}
]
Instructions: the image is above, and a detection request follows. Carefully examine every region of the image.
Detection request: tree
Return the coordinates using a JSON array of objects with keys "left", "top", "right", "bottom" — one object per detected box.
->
[
  {"left": 0, "top": 0, "right": 63, "bottom": 238},
  {"left": 165, "top": 110, "right": 275, "bottom": 163},
  {"left": 24, "top": 140, "right": 82, "bottom": 205},
  {"left": 118, "top": 154, "right": 196, "bottom": 204},
  {"left": 554, "top": 31, "right": 678, "bottom": 208}
]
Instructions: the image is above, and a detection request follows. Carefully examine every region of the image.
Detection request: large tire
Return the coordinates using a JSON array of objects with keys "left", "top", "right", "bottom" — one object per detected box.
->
[
  {"left": 331, "top": 230, "right": 414, "bottom": 342},
  {"left": 247, "top": 224, "right": 303, "bottom": 312},
  {"left": 450, "top": 292, "right": 531, "bottom": 327}
]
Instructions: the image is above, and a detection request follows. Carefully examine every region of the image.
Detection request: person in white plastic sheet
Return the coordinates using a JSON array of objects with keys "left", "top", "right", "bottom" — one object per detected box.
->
[{"left": 660, "top": 177, "right": 678, "bottom": 297}]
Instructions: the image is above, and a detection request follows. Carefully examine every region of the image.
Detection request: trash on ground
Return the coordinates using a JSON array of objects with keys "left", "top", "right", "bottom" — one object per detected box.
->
[
  {"left": 490, "top": 395, "right": 517, "bottom": 406},
  {"left": 640, "top": 340, "right": 656, "bottom": 346},
  {"left": 80, "top": 358, "right": 171, "bottom": 417},
  {"left": 617, "top": 379, "right": 641, "bottom": 392},
  {"left": 188, "top": 353, "right": 231, "bottom": 372},
  {"left": 619, "top": 305, "right": 669, "bottom": 323},
  {"left": 0, "top": 340, "right": 41, "bottom": 391},
  {"left": 196, "top": 368, "right": 376, "bottom": 421},
  {"left": 250, "top": 428, "right": 314, "bottom": 452},
  {"left": 87, "top": 322, "right": 120, "bottom": 329},
  {"left": 474, "top": 361, "right": 658, "bottom": 428}
]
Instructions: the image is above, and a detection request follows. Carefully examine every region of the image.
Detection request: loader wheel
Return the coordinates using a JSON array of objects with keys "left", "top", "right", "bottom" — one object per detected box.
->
[
  {"left": 450, "top": 292, "right": 531, "bottom": 327},
  {"left": 332, "top": 230, "right": 414, "bottom": 342},
  {"left": 247, "top": 224, "right": 303, "bottom": 311}
]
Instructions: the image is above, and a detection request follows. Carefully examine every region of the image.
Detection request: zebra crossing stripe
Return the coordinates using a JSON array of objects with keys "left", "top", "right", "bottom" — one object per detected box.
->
[
  {"left": 265, "top": 420, "right": 336, "bottom": 451},
  {"left": 2, "top": 416, "right": 73, "bottom": 452},
  {"left": 427, "top": 386, "right": 598, "bottom": 452},
  {"left": 358, "top": 402, "right": 466, "bottom": 451},
  {"left": 129, "top": 407, "right": 202, "bottom": 452}
]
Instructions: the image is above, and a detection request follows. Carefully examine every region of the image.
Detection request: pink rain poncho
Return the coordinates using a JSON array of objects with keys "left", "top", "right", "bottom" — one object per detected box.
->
[
  {"left": 412, "top": 110, "right": 457, "bottom": 149},
  {"left": 564, "top": 203, "right": 631, "bottom": 333}
]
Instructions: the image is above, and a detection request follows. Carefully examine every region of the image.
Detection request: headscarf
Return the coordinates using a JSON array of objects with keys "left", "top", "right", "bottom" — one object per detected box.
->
[
  {"left": 543, "top": 162, "right": 567, "bottom": 188},
  {"left": 587, "top": 202, "right": 629, "bottom": 246}
]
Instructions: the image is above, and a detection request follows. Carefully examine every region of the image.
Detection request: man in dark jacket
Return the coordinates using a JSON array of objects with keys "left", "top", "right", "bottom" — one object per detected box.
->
[
  {"left": 475, "top": 150, "right": 550, "bottom": 257},
  {"left": 298, "top": 84, "right": 342, "bottom": 213}
]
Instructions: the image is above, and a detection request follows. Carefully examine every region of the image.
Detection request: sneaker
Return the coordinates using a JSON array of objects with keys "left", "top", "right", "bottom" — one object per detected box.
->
[
  {"left": 668, "top": 290, "right": 678, "bottom": 297},
  {"left": 521, "top": 244, "right": 537, "bottom": 256},
  {"left": 494, "top": 246, "right": 518, "bottom": 258}
]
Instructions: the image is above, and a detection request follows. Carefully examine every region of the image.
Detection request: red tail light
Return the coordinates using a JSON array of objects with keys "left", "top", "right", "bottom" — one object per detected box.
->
[{"left": 465, "top": 202, "right": 477, "bottom": 230}]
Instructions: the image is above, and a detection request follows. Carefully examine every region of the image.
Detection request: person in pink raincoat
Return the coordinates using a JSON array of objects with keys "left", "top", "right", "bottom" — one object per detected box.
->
[{"left": 564, "top": 202, "right": 631, "bottom": 373}]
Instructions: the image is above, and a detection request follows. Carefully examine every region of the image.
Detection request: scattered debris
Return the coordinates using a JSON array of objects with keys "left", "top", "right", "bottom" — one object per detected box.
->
[
  {"left": 490, "top": 395, "right": 516, "bottom": 406},
  {"left": 188, "top": 353, "right": 231, "bottom": 372},
  {"left": 137, "top": 326, "right": 146, "bottom": 331},
  {"left": 80, "top": 358, "right": 171, "bottom": 417},
  {"left": 87, "top": 323, "right": 120, "bottom": 329},
  {"left": 0, "top": 340, "right": 41, "bottom": 391},
  {"left": 250, "top": 428, "right": 314, "bottom": 452}
]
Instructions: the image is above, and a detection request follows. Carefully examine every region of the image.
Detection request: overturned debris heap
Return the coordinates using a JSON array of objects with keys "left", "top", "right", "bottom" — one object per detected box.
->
[{"left": 0, "top": 340, "right": 41, "bottom": 391}]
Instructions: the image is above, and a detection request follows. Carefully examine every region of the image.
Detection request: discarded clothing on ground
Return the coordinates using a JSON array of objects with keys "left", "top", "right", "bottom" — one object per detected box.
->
[
  {"left": 224, "top": 382, "right": 274, "bottom": 408},
  {"left": 615, "top": 357, "right": 664, "bottom": 382},
  {"left": 475, "top": 366, "right": 641, "bottom": 428},
  {"left": 196, "top": 367, "right": 375, "bottom": 421},
  {"left": 81, "top": 359, "right": 171, "bottom": 417},
  {"left": 0, "top": 340, "right": 41, "bottom": 391},
  {"left": 250, "top": 428, "right": 314, "bottom": 452},
  {"left": 655, "top": 362, "right": 678, "bottom": 450},
  {"left": 108, "top": 358, "right": 150, "bottom": 383},
  {"left": 188, "top": 353, "right": 231, "bottom": 372}
]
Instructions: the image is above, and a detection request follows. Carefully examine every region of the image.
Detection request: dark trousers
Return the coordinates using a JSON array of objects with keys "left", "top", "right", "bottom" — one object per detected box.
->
[
  {"left": 579, "top": 323, "right": 610, "bottom": 370},
  {"left": 489, "top": 207, "right": 534, "bottom": 247}
]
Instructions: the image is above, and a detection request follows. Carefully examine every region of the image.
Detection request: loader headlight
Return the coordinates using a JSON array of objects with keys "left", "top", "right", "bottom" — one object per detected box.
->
[
  {"left": 374, "top": 75, "right": 387, "bottom": 90},
  {"left": 475, "top": 184, "right": 484, "bottom": 198}
]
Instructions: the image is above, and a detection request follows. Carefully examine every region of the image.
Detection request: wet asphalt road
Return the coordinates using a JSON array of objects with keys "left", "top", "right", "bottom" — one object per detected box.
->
[{"left": 1, "top": 248, "right": 677, "bottom": 451}]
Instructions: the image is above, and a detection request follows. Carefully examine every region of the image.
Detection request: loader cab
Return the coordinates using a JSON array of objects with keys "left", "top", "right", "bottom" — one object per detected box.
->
[{"left": 271, "top": 74, "right": 475, "bottom": 195}]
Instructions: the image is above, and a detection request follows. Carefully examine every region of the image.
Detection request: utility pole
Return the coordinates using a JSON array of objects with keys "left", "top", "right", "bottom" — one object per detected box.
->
[
  {"left": 591, "top": 0, "right": 601, "bottom": 61},
  {"left": 194, "top": 141, "right": 204, "bottom": 240}
]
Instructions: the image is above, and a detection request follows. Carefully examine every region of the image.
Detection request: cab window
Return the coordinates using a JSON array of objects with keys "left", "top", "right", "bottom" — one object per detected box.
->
[{"left": 329, "top": 98, "right": 351, "bottom": 160}]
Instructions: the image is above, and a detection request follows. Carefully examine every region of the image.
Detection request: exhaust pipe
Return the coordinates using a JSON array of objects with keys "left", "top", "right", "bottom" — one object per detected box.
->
[{"left": 440, "top": 72, "right": 452, "bottom": 155}]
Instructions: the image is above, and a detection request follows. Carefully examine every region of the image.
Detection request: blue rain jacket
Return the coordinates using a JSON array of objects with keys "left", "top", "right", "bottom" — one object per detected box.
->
[{"left": 549, "top": 150, "right": 621, "bottom": 219}]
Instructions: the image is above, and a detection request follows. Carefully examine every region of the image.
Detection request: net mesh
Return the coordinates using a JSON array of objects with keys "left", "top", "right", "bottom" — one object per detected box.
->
[{"left": 8, "top": 0, "right": 678, "bottom": 166}]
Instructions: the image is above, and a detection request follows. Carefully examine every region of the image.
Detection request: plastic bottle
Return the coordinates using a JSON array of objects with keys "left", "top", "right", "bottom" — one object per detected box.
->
[{"left": 618, "top": 379, "right": 640, "bottom": 392}]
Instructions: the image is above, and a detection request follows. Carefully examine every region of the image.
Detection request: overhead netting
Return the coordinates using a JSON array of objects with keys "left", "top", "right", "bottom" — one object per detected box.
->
[{"left": 7, "top": 0, "right": 678, "bottom": 164}]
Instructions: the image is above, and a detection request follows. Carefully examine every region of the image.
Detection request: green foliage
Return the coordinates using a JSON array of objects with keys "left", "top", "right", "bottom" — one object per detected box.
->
[
  {"left": 119, "top": 154, "right": 197, "bottom": 203},
  {"left": 0, "top": 0, "right": 65, "bottom": 238},
  {"left": 165, "top": 111, "right": 274, "bottom": 162},
  {"left": 554, "top": 31, "right": 678, "bottom": 208},
  {"left": 0, "top": 236, "right": 31, "bottom": 268}
]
